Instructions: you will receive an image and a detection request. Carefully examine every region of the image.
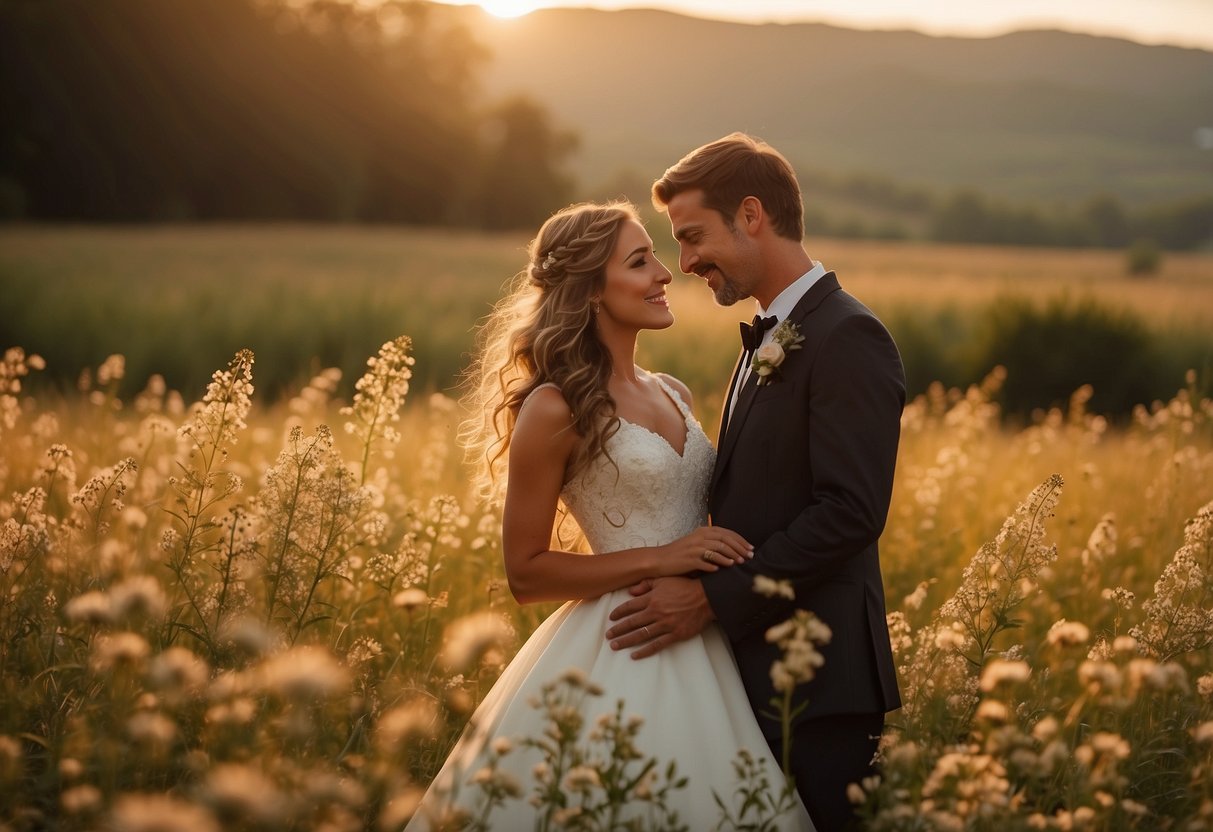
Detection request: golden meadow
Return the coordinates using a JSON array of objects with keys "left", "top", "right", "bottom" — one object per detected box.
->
[
  {"left": 1, "top": 225, "right": 1213, "bottom": 830},
  {"left": 4, "top": 225, "right": 1212, "bottom": 417}
]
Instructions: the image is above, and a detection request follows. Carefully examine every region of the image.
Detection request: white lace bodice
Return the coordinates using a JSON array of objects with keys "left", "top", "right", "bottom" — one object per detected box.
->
[{"left": 552, "top": 376, "right": 715, "bottom": 554}]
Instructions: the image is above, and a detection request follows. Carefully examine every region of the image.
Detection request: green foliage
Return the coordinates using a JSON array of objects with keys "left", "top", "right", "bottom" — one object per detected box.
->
[
  {"left": 1134, "top": 196, "right": 1213, "bottom": 251},
  {"left": 1084, "top": 195, "right": 1132, "bottom": 248},
  {"left": 477, "top": 97, "right": 579, "bottom": 231},
  {"left": 0, "top": 226, "right": 516, "bottom": 399},
  {"left": 1127, "top": 239, "right": 1163, "bottom": 276},
  {"left": 966, "top": 295, "right": 1157, "bottom": 417},
  {"left": 881, "top": 306, "right": 973, "bottom": 395},
  {"left": 927, "top": 191, "right": 1211, "bottom": 250},
  {"left": 0, "top": 0, "right": 573, "bottom": 228}
]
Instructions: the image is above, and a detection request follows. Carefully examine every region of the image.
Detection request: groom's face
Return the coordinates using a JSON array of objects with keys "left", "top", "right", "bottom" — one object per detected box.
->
[{"left": 666, "top": 189, "right": 756, "bottom": 307}]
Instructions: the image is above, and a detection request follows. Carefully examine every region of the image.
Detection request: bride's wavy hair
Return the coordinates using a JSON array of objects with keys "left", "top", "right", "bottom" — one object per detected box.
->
[{"left": 462, "top": 200, "right": 638, "bottom": 506}]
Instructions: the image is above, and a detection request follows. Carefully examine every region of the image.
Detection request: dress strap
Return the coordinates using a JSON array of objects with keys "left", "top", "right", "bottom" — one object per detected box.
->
[
  {"left": 519, "top": 382, "right": 562, "bottom": 414},
  {"left": 650, "top": 373, "right": 692, "bottom": 418}
]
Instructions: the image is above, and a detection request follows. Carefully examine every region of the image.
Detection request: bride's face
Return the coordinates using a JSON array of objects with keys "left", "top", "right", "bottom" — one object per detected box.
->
[{"left": 595, "top": 219, "right": 674, "bottom": 332}]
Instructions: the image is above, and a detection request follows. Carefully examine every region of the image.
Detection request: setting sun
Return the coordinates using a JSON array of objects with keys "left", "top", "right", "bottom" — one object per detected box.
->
[{"left": 478, "top": 0, "right": 537, "bottom": 18}]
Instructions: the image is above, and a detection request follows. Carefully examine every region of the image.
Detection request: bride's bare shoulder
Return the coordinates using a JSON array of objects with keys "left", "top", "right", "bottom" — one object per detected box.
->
[
  {"left": 651, "top": 372, "right": 694, "bottom": 410},
  {"left": 515, "top": 384, "right": 576, "bottom": 442}
]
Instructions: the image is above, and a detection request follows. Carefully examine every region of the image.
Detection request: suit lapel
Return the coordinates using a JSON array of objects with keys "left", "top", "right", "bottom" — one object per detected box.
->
[{"left": 710, "top": 273, "right": 842, "bottom": 495}]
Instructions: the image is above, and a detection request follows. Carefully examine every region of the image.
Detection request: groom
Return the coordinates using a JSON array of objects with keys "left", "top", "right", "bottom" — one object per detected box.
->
[{"left": 607, "top": 133, "right": 905, "bottom": 830}]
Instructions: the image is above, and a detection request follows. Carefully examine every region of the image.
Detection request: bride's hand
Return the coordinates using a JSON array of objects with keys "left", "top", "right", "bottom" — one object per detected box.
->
[{"left": 657, "top": 526, "right": 753, "bottom": 576}]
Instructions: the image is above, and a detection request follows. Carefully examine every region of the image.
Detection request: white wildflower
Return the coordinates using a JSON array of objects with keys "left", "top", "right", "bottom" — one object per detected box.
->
[
  {"left": 980, "top": 659, "right": 1031, "bottom": 692},
  {"left": 392, "top": 587, "right": 428, "bottom": 611},
  {"left": 91, "top": 632, "right": 151, "bottom": 673},
  {"left": 375, "top": 699, "right": 439, "bottom": 754},
  {"left": 109, "top": 793, "right": 220, "bottom": 832},
  {"left": 765, "top": 610, "right": 831, "bottom": 693},
  {"left": 256, "top": 646, "right": 350, "bottom": 701},
  {"left": 203, "top": 764, "right": 288, "bottom": 825},
  {"left": 109, "top": 575, "right": 167, "bottom": 622},
  {"left": 753, "top": 575, "right": 795, "bottom": 600},
  {"left": 1047, "top": 618, "right": 1091, "bottom": 648},
  {"left": 439, "top": 611, "right": 514, "bottom": 672}
]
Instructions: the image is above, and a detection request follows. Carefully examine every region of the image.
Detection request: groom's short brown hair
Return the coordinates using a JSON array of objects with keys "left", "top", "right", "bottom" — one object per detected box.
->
[{"left": 652, "top": 133, "right": 805, "bottom": 241}]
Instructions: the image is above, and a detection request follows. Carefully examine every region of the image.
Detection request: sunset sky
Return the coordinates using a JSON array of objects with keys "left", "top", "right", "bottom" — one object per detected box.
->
[{"left": 434, "top": 0, "right": 1213, "bottom": 51}]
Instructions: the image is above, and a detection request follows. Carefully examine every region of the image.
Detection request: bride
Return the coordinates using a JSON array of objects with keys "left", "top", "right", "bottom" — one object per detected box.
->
[{"left": 406, "top": 201, "right": 813, "bottom": 830}]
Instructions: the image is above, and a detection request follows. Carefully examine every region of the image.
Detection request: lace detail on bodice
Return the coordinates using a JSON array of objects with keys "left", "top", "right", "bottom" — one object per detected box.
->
[{"left": 545, "top": 376, "right": 715, "bottom": 554}]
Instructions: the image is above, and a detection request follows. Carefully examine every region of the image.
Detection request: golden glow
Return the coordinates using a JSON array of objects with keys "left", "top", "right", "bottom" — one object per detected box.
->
[
  {"left": 423, "top": 0, "right": 1213, "bottom": 51},
  {"left": 478, "top": 0, "right": 537, "bottom": 18}
]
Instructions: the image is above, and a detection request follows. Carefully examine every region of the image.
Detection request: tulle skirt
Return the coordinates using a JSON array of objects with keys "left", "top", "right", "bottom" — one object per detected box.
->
[{"left": 406, "top": 589, "right": 813, "bottom": 830}]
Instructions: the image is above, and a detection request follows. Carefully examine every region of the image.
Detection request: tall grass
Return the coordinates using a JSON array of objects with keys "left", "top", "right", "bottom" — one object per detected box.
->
[
  {"left": 0, "top": 333, "right": 1210, "bottom": 829},
  {"left": 2, "top": 226, "right": 1211, "bottom": 417}
]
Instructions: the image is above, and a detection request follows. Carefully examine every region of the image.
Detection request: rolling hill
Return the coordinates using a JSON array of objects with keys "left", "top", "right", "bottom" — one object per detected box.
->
[{"left": 435, "top": 5, "right": 1213, "bottom": 207}]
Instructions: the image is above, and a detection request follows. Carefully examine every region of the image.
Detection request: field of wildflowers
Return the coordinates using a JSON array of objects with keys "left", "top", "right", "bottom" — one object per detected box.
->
[{"left": 1, "top": 331, "right": 1211, "bottom": 830}]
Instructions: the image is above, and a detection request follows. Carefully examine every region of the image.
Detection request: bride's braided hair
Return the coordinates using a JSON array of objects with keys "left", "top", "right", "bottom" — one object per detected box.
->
[{"left": 463, "top": 201, "right": 638, "bottom": 505}]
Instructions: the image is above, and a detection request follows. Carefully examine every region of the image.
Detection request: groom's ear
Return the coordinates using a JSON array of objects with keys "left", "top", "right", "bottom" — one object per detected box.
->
[{"left": 737, "top": 196, "right": 764, "bottom": 235}]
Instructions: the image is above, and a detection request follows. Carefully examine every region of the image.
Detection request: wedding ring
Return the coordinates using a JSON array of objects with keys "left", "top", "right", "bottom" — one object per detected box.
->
[
  {"left": 702, "top": 550, "right": 714, "bottom": 562},
  {"left": 643, "top": 626, "right": 651, "bottom": 639}
]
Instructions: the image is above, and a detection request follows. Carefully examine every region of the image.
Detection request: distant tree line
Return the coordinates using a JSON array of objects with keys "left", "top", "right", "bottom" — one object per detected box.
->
[
  {"left": 803, "top": 173, "right": 1212, "bottom": 251},
  {"left": 0, "top": 0, "right": 576, "bottom": 229},
  {"left": 926, "top": 192, "right": 1212, "bottom": 251}
]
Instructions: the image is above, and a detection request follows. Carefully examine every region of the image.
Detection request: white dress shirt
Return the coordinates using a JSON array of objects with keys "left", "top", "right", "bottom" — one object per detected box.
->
[{"left": 728, "top": 261, "right": 828, "bottom": 419}]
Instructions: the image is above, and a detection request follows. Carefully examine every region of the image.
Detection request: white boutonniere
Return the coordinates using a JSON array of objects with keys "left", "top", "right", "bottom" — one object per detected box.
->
[{"left": 751, "top": 320, "right": 805, "bottom": 385}]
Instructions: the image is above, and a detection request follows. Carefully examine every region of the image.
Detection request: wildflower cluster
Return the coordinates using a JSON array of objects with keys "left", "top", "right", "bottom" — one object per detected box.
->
[
  {"left": 898, "top": 474, "right": 1063, "bottom": 737},
  {"left": 0, "top": 347, "right": 44, "bottom": 441},
  {"left": 853, "top": 376, "right": 1213, "bottom": 829},
  {"left": 0, "top": 343, "right": 513, "bottom": 831},
  {"left": 257, "top": 424, "right": 372, "bottom": 641},
  {"left": 1131, "top": 499, "right": 1213, "bottom": 660},
  {"left": 766, "top": 610, "right": 831, "bottom": 695},
  {"left": 716, "top": 580, "right": 828, "bottom": 830},
  {"left": 178, "top": 348, "right": 255, "bottom": 463},
  {"left": 444, "top": 668, "right": 689, "bottom": 832},
  {"left": 341, "top": 335, "right": 415, "bottom": 481}
]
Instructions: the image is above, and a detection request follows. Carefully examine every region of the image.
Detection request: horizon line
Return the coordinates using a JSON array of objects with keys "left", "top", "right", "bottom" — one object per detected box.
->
[{"left": 436, "top": 2, "right": 1213, "bottom": 53}]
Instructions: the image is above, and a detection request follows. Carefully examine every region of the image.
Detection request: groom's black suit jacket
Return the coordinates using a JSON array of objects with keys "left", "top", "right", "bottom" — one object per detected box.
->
[{"left": 702, "top": 273, "right": 904, "bottom": 729}]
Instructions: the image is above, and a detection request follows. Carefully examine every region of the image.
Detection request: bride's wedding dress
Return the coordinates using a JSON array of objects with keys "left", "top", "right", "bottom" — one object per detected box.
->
[{"left": 407, "top": 378, "right": 813, "bottom": 830}]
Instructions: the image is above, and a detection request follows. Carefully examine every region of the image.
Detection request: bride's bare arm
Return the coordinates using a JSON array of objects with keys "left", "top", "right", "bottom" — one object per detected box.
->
[{"left": 501, "top": 387, "right": 751, "bottom": 605}]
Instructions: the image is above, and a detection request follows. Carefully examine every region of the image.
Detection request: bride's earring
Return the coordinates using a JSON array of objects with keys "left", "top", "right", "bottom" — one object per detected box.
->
[{"left": 593, "top": 300, "right": 601, "bottom": 315}]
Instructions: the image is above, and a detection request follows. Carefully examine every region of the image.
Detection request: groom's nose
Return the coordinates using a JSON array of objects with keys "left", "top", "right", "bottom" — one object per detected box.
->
[{"left": 678, "top": 246, "right": 698, "bottom": 275}]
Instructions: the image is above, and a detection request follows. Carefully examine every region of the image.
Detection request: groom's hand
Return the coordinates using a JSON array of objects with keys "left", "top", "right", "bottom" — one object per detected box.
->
[{"left": 606, "top": 577, "right": 714, "bottom": 659}]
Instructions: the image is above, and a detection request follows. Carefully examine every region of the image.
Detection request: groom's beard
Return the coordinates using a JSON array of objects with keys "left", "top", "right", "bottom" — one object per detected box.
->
[{"left": 712, "top": 269, "right": 749, "bottom": 307}]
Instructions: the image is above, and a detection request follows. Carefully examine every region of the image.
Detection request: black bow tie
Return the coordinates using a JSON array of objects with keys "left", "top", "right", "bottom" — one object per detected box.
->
[{"left": 739, "top": 314, "right": 778, "bottom": 351}]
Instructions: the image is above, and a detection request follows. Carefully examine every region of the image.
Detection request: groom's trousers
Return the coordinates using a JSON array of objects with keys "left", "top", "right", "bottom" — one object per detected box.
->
[{"left": 787, "top": 712, "right": 884, "bottom": 831}]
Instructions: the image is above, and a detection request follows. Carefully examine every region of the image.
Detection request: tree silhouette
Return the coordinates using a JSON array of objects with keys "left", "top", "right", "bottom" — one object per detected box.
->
[
  {"left": 0, "top": 0, "right": 578, "bottom": 226},
  {"left": 478, "top": 95, "right": 578, "bottom": 230}
]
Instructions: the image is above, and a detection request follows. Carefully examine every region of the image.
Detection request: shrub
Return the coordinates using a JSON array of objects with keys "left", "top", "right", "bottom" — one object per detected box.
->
[
  {"left": 1126, "top": 239, "right": 1162, "bottom": 277},
  {"left": 966, "top": 295, "right": 1157, "bottom": 418}
]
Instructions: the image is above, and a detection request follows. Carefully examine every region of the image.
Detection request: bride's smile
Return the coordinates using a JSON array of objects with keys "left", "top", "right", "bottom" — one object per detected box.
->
[{"left": 594, "top": 219, "right": 675, "bottom": 331}]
